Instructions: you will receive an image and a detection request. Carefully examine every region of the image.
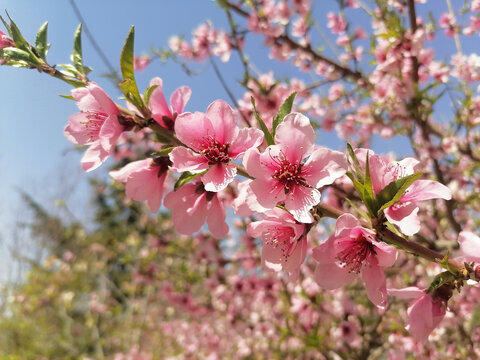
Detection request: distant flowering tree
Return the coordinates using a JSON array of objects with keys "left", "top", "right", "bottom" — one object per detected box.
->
[{"left": 3, "top": 0, "right": 480, "bottom": 357}]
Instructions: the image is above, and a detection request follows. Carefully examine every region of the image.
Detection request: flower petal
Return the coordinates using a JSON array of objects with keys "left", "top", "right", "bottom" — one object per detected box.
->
[{"left": 202, "top": 164, "right": 237, "bottom": 192}]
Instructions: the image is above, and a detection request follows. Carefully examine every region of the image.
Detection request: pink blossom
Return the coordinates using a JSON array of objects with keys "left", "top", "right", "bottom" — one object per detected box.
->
[
  {"left": 164, "top": 182, "right": 228, "bottom": 238},
  {"left": 389, "top": 287, "right": 448, "bottom": 342},
  {"left": 247, "top": 208, "right": 307, "bottom": 280},
  {"left": 148, "top": 77, "right": 191, "bottom": 130},
  {"left": 169, "top": 100, "right": 263, "bottom": 192},
  {"left": 133, "top": 55, "right": 151, "bottom": 71},
  {"left": 109, "top": 157, "right": 170, "bottom": 213},
  {"left": 292, "top": 0, "right": 311, "bottom": 15},
  {"left": 212, "top": 30, "right": 233, "bottom": 62},
  {"left": 439, "top": 13, "right": 457, "bottom": 37},
  {"left": 0, "top": 29, "right": 14, "bottom": 49},
  {"left": 457, "top": 231, "right": 480, "bottom": 263},
  {"left": 313, "top": 214, "right": 397, "bottom": 308},
  {"left": 473, "top": 0, "right": 480, "bottom": 12},
  {"left": 244, "top": 113, "right": 347, "bottom": 223},
  {"left": 327, "top": 12, "right": 347, "bottom": 34},
  {"left": 366, "top": 151, "right": 452, "bottom": 236},
  {"left": 64, "top": 83, "right": 124, "bottom": 172}
]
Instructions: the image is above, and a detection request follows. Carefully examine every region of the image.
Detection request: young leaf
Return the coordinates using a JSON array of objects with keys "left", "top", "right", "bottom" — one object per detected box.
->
[
  {"left": 120, "top": 26, "right": 144, "bottom": 112},
  {"left": 144, "top": 84, "right": 159, "bottom": 107},
  {"left": 5, "top": 14, "right": 30, "bottom": 52},
  {"left": 251, "top": 97, "right": 275, "bottom": 146},
  {"left": 426, "top": 271, "right": 456, "bottom": 294},
  {"left": 272, "top": 92, "right": 296, "bottom": 137},
  {"left": 35, "top": 21, "right": 49, "bottom": 60},
  {"left": 0, "top": 48, "right": 35, "bottom": 64},
  {"left": 152, "top": 147, "right": 175, "bottom": 157},
  {"left": 72, "top": 24, "right": 84, "bottom": 73},
  {"left": 347, "top": 143, "right": 364, "bottom": 184},
  {"left": 376, "top": 172, "right": 424, "bottom": 215},
  {"left": 174, "top": 171, "right": 206, "bottom": 191}
]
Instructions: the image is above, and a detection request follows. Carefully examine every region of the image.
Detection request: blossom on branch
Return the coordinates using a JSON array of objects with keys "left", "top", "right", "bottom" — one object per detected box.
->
[
  {"left": 244, "top": 113, "right": 347, "bottom": 223},
  {"left": 148, "top": 77, "right": 191, "bottom": 130},
  {"left": 164, "top": 182, "right": 229, "bottom": 239},
  {"left": 169, "top": 100, "right": 263, "bottom": 192},
  {"left": 313, "top": 214, "right": 397, "bottom": 308},
  {"left": 247, "top": 208, "right": 307, "bottom": 280},
  {"left": 109, "top": 157, "right": 170, "bottom": 213},
  {"left": 64, "top": 83, "right": 124, "bottom": 172}
]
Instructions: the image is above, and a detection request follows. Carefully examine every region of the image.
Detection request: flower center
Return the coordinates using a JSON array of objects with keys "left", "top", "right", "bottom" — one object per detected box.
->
[
  {"left": 271, "top": 153, "right": 309, "bottom": 194},
  {"left": 336, "top": 234, "right": 376, "bottom": 274},
  {"left": 263, "top": 226, "right": 297, "bottom": 258},
  {"left": 200, "top": 135, "right": 230, "bottom": 165},
  {"left": 82, "top": 111, "right": 108, "bottom": 142}
]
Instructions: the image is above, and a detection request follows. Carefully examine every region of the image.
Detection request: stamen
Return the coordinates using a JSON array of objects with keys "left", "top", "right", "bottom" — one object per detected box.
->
[
  {"left": 200, "top": 135, "right": 230, "bottom": 165},
  {"left": 81, "top": 111, "right": 108, "bottom": 142},
  {"left": 270, "top": 149, "right": 309, "bottom": 194},
  {"left": 263, "top": 226, "right": 297, "bottom": 258},
  {"left": 336, "top": 234, "right": 376, "bottom": 274}
]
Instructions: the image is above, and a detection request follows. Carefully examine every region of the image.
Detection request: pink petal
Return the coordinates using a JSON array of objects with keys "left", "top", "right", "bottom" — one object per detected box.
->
[
  {"left": 149, "top": 77, "right": 172, "bottom": 120},
  {"left": 314, "top": 260, "right": 355, "bottom": 290},
  {"left": 406, "top": 294, "right": 446, "bottom": 342},
  {"left": 303, "top": 147, "right": 347, "bottom": 188},
  {"left": 207, "top": 195, "right": 229, "bottom": 238},
  {"left": 174, "top": 112, "right": 214, "bottom": 151},
  {"left": 372, "top": 241, "right": 398, "bottom": 267},
  {"left": 284, "top": 186, "right": 320, "bottom": 223},
  {"left": 202, "top": 164, "right": 237, "bottom": 192},
  {"left": 401, "top": 180, "right": 452, "bottom": 202},
  {"left": 228, "top": 127, "right": 264, "bottom": 158},
  {"left": 388, "top": 286, "right": 424, "bottom": 300},
  {"left": 81, "top": 142, "right": 109, "bottom": 172},
  {"left": 169, "top": 146, "right": 209, "bottom": 173},
  {"left": 73, "top": 83, "right": 118, "bottom": 115},
  {"left": 64, "top": 113, "right": 93, "bottom": 145},
  {"left": 109, "top": 159, "right": 150, "bottom": 182},
  {"left": 334, "top": 214, "right": 360, "bottom": 237},
  {"left": 170, "top": 86, "right": 191, "bottom": 114},
  {"left": 458, "top": 231, "right": 480, "bottom": 262},
  {"left": 205, "top": 100, "right": 236, "bottom": 144},
  {"left": 249, "top": 177, "right": 286, "bottom": 209},
  {"left": 385, "top": 203, "right": 420, "bottom": 236},
  {"left": 361, "top": 263, "right": 388, "bottom": 308},
  {"left": 369, "top": 154, "right": 390, "bottom": 194},
  {"left": 274, "top": 113, "right": 315, "bottom": 163}
]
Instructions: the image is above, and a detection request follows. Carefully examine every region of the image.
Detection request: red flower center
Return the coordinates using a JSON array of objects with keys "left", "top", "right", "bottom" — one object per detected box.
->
[
  {"left": 336, "top": 234, "right": 376, "bottom": 274},
  {"left": 263, "top": 226, "right": 297, "bottom": 258},
  {"left": 270, "top": 152, "right": 309, "bottom": 194},
  {"left": 200, "top": 135, "right": 230, "bottom": 165},
  {"left": 82, "top": 111, "right": 108, "bottom": 142}
]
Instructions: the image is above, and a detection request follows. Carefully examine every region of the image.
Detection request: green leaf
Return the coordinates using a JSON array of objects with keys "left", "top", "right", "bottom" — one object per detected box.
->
[
  {"left": 347, "top": 143, "right": 364, "bottom": 184},
  {"left": 174, "top": 171, "right": 206, "bottom": 191},
  {"left": 35, "top": 21, "right": 49, "bottom": 60},
  {"left": 251, "top": 97, "right": 275, "bottom": 146},
  {"left": 438, "top": 252, "right": 458, "bottom": 275},
  {"left": 152, "top": 147, "right": 174, "bottom": 157},
  {"left": 120, "top": 26, "right": 144, "bottom": 111},
  {"left": 72, "top": 24, "right": 84, "bottom": 73},
  {"left": 5, "top": 14, "right": 30, "bottom": 52},
  {"left": 144, "top": 84, "right": 159, "bottom": 106},
  {"left": 376, "top": 172, "right": 424, "bottom": 215},
  {"left": 59, "top": 94, "right": 75, "bottom": 100},
  {"left": 426, "top": 271, "right": 456, "bottom": 294},
  {"left": 0, "top": 47, "right": 35, "bottom": 64},
  {"left": 272, "top": 92, "right": 296, "bottom": 137}
]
